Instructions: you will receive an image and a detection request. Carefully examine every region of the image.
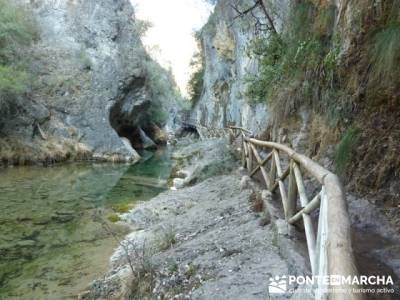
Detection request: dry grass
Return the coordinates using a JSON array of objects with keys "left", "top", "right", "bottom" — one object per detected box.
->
[
  {"left": 307, "top": 114, "right": 339, "bottom": 159},
  {"left": 352, "top": 108, "right": 400, "bottom": 194},
  {"left": 0, "top": 136, "right": 92, "bottom": 166},
  {"left": 157, "top": 227, "right": 177, "bottom": 251},
  {"left": 249, "top": 191, "right": 264, "bottom": 213}
]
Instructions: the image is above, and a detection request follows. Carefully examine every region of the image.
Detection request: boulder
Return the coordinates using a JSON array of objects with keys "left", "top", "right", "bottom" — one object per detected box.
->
[
  {"left": 147, "top": 123, "right": 168, "bottom": 145},
  {"left": 139, "top": 128, "right": 157, "bottom": 150}
]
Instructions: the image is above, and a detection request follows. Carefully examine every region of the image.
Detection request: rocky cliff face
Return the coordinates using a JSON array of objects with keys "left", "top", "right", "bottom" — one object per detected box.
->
[
  {"left": 0, "top": 0, "right": 178, "bottom": 164},
  {"left": 194, "top": 0, "right": 399, "bottom": 222},
  {"left": 192, "top": 0, "right": 289, "bottom": 133}
]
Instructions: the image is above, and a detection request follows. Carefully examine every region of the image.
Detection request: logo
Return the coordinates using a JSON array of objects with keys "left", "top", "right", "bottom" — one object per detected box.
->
[
  {"left": 268, "top": 275, "right": 287, "bottom": 294},
  {"left": 267, "top": 275, "right": 395, "bottom": 296}
]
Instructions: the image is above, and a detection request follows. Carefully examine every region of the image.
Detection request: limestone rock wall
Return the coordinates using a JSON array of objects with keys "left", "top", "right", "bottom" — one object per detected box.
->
[
  {"left": 1, "top": 0, "right": 178, "bottom": 163},
  {"left": 194, "top": 0, "right": 400, "bottom": 207},
  {"left": 192, "top": 0, "right": 289, "bottom": 134}
]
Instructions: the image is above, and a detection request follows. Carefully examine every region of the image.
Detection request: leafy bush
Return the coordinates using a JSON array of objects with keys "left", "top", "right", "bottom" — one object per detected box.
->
[{"left": 0, "top": 0, "right": 37, "bottom": 109}]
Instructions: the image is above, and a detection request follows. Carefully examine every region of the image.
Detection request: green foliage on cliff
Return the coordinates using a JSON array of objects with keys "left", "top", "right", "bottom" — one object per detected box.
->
[
  {"left": 0, "top": 0, "right": 37, "bottom": 108},
  {"left": 187, "top": 46, "right": 205, "bottom": 106},
  {"left": 144, "top": 59, "right": 183, "bottom": 125},
  {"left": 242, "top": 0, "right": 400, "bottom": 194},
  {"left": 245, "top": 2, "right": 337, "bottom": 104},
  {"left": 134, "top": 19, "right": 152, "bottom": 37},
  {"left": 334, "top": 127, "right": 360, "bottom": 177},
  {"left": 246, "top": 0, "right": 400, "bottom": 109},
  {"left": 0, "top": 66, "right": 29, "bottom": 96},
  {"left": 370, "top": 22, "right": 400, "bottom": 84},
  {"left": 145, "top": 60, "right": 169, "bottom": 125}
]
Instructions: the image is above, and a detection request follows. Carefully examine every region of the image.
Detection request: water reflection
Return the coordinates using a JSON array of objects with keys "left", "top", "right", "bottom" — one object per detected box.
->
[{"left": 0, "top": 147, "right": 172, "bottom": 299}]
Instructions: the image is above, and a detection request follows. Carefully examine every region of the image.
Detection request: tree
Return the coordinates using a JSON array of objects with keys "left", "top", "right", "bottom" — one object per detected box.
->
[
  {"left": 0, "top": 0, "right": 37, "bottom": 110},
  {"left": 187, "top": 50, "right": 204, "bottom": 106},
  {"left": 230, "top": 0, "right": 280, "bottom": 38}
]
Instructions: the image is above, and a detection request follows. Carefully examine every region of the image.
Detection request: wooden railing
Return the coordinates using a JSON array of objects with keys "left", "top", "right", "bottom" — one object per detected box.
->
[{"left": 228, "top": 126, "right": 363, "bottom": 300}]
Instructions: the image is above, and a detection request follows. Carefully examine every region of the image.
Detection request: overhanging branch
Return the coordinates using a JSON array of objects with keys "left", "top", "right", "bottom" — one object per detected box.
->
[{"left": 230, "top": 0, "right": 279, "bottom": 38}]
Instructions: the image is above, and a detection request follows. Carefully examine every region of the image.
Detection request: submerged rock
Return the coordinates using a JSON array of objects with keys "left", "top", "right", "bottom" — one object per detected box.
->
[
  {"left": 33, "top": 218, "right": 52, "bottom": 225},
  {"left": 51, "top": 214, "right": 75, "bottom": 223},
  {"left": 16, "top": 240, "right": 36, "bottom": 248},
  {"left": 139, "top": 128, "right": 157, "bottom": 150}
]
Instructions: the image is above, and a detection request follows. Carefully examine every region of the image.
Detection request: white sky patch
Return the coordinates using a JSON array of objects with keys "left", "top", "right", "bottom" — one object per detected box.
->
[{"left": 131, "top": 0, "right": 213, "bottom": 96}]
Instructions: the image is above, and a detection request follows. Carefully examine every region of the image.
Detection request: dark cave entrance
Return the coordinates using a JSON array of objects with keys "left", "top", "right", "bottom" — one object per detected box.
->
[
  {"left": 116, "top": 125, "right": 143, "bottom": 150},
  {"left": 109, "top": 103, "right": 147, "bottom": 150},
  {"left": 109, "top": 105, "right": 162, "bottom": 150}
]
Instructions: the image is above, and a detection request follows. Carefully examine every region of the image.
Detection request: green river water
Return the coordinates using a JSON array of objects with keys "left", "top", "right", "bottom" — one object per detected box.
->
[{"left": 0, "top": 148, "right": 172, "bottom": 300}]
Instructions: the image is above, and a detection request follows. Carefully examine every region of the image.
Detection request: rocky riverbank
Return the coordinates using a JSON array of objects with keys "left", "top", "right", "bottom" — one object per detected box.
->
[
  {"left": 81, "top": 137, "right": 313, "bottom": 299},
  {"left": 78, "top": 135, "right": 400, "bottom": 300}
]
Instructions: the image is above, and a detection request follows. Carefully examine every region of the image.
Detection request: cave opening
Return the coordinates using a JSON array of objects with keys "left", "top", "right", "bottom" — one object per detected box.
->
[
  {"left": 109, "top": 103, "right": 146, "bottom": 151},
  {"left": 109, "top": 104, "right": 162, "bottom": 151},
  {"left": 116, "top": 125, "right": 143, "bottom": 150}
]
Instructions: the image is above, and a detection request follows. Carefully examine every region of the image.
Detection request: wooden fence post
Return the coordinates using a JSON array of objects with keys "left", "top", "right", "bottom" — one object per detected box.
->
[
  {"left": 293, "top": 162, "right": 316, "bottom": 274},
  {"left": 286, "top": 160, "right": 297, "bottom": 220},
  {"left": 249, "top": 143, "right": 270, "bottom": 188},
  {"left": 315, "top": 186, "right": 328, "bottom": 300},
  {"left": 241, "top": 134, "right": 246, "bottom": 168},
  {"left": 248, "top": 142, "right": 253, "bottom": 172},
  {"left": 268, "top": 153, "right": 276, "bottom": 191},
  {"left": 273, "top": 150, "right": 288, "bottom": 215}
]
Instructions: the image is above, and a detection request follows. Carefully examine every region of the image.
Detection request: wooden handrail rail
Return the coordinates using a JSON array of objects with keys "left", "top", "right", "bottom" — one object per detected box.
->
[
  {"left": 228, "top": 126, "right": 363, "bottom": 300},
  {"left": 228, "top": 125, "right": 253, "bottom": 135}
]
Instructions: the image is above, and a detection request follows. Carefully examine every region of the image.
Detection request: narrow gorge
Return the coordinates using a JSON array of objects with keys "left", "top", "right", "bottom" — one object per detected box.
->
[{"left": 0, "top": 0, "right": 399, "bottom": 299}]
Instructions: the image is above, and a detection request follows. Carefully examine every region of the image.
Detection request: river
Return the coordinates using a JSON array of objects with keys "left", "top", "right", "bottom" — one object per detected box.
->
[{"left": 0, "top": 147, "right": 172, "bottom": 299}]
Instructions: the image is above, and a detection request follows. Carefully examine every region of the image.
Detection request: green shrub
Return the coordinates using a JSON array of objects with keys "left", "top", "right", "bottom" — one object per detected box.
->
[
  {"left": 245, "top": 31, "right": 325, "bottom": 103},
  {"left": 245, "top": 1, "right": 339, "bottom": 109},
  {"left": 0, "top": 0, "right": 37, "bottom": 110},
  {"left": 334, "top": 127, "right": 360, "bottom": 177},
  {"left": 245, "top": 34, "right": 283, "bottom": 103},
  {"left": 148, "top": 97, "right": 168, "bottom": 125},
  {"left": 0, "top": 65, "right": 29, "bottom": 96},
  {"left": 144, "top": 59, "right": 178, "bottom": 125},
  {"left": 107, "top": 213, "right": 121, "bottom": 223},
  {"left": 111, "top": 203, "right": 131, "bottom": 213},
  {"left": 0, "top": 0, "right": 37, "bottom": 63},
  {"left": 134, "top": 19, "right": 152, "bottom": 37},
  {"left": 187, "top": 46, "right": 204, "bottom": 106}
]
